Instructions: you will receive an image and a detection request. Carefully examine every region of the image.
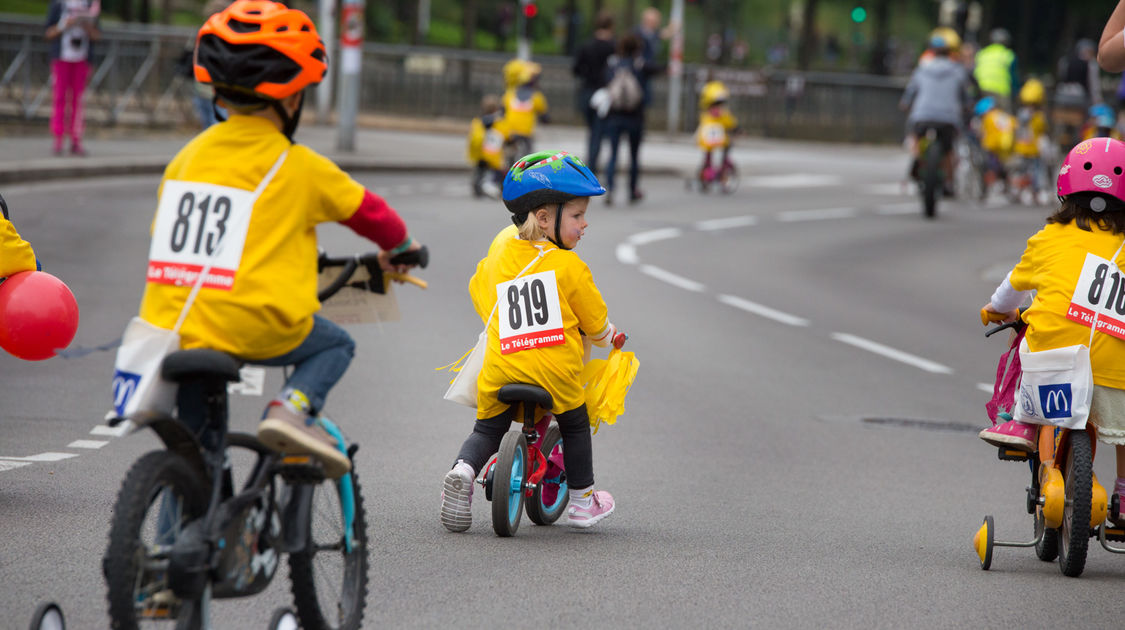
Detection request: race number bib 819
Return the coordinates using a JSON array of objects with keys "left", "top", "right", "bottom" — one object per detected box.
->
[
  {"left": 147, "top": 180, "right": 254, "bottom": 291},
  {"left": 1067, "top": 252, "right": 1125, "bottom": 340},
  {"left": 496, "top": 270, "right": 565, "bottom": 354}
]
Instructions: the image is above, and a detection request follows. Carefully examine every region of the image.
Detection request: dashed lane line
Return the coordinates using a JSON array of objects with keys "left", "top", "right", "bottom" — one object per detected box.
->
[
  {"left": 695, "top": 216, "right": 758, "bottom": 231},
  {"left": 68, "top": 440, "right": 109, "bottom": 450},
  {"left": 619, "top": 205, "right": 963, "bottom": 377},
  {"left": 638, "top": 265, "right": 706, "bottom": 292},
  {"left": 831, "top": 333, "right": 954, "bottom": 374},
  {"left": 0, "top": 452, "right": 80, "bottom": 462},
  {"left": 717, "top": 294, "right": 809, "bottom": 327},
  {"left": 777, "top": 207, "right": 857, "bottom": 222}
]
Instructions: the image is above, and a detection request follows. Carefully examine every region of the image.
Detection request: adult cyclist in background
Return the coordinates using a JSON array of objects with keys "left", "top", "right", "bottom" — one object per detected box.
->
[
  {"left": 900, "top": 29, "right": 972, "bottom": 197},
  {"left": 138, "top": 0, "right": 424, "bottom": 478}
]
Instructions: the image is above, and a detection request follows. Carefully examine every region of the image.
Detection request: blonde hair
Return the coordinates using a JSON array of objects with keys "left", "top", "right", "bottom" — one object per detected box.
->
[{"left": 517, "top": 208, "right": 547, "bottom": 241}]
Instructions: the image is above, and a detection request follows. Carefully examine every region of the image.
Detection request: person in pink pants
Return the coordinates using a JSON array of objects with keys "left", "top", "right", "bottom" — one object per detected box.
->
[{"left": 45, "top": 0, "right": 100, "bottom": 156}]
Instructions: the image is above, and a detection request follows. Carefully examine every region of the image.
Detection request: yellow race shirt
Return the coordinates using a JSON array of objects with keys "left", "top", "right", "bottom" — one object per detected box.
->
[
  {"left": 1011, "top": 222, "right": 1125, "bottom": 388},
  {"left": 1, "top": 216, "right": 37, "bottom": 278},
  {"left": 470, "top": 233, "right": 609, "bottom": 419},
  {"left": 502, "top": 88, "right": 548, "bottom": 138},
  {"left": 139, "top": 115, "right": 365, "bottom": 359},
  {"left": 981, "top": 109, "right": 1015, "bottom": 158},
  {"left": 696, "top": 108, "right": 738, "bottom": 149},
  {"left": 1013, "top": 109, "right": 1046, "bottom": 158}
]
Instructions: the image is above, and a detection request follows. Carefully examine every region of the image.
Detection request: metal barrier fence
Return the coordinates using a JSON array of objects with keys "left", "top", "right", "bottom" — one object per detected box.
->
[{"left": 0, "top": 16, "right": 910, "bottom": 142}]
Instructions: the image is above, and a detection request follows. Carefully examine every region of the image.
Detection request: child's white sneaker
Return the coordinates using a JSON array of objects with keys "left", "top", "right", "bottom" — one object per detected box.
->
[{"left": 440, "top": 464, "right": 474, "bottom": 532}]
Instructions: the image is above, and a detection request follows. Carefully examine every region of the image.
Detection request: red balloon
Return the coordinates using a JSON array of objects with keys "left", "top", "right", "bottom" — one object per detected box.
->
[{"left": 0, "top": 271, "right": 79, "bottom": 361}]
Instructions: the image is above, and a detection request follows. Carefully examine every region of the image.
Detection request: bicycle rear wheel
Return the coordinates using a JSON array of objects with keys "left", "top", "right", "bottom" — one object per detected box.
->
[
  {"left": 1058, "top": 431, "right": 1092, "bottom": 577},
  {"left": 920, "top": 140, "right": 942, "bottom": 219},
  {"left": 492, "top": 431, "right": 528, "bottom": 536},
  {"left": 527, "top": 423, "right": 568, "bottom": 525},
  {"left": 288, "top": 470, "right": 370, "bottom": 630},
  {"left": 104, "top": 450, "right": 208, "bottom": 630}
]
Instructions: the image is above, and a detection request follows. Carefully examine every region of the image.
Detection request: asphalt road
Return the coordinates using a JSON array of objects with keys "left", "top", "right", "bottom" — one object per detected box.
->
[{"left": 1, "top": 142, "right": 1120, "bottom": 628}]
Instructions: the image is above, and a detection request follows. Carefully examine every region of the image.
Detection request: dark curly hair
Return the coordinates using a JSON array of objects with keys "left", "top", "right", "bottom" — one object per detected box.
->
[{"left": 1047, "top": 193, "right": 1125, "bottom": 235}]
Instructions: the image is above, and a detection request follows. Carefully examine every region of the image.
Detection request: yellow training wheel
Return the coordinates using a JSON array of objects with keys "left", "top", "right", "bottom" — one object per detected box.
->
[{"left": 974, "top": 515, "right": 994, "bottom": 570}]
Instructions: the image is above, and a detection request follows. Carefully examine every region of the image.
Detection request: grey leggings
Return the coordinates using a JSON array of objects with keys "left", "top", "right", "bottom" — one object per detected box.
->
[{"left": 455, "top": 404, "right": 594, "bottom": 489}]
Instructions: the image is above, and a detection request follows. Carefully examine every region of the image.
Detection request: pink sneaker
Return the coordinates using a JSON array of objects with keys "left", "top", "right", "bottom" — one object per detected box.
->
[
  {"left": 567, "top": 490, "right": 615, "bottom": 529},
  {"left": 978, "top": 419, "right": 1036, "bottom": 452}
]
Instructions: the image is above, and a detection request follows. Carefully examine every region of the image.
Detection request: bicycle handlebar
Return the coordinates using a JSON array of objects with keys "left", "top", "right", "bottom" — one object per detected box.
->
[
  {"left": 317, "top": 246, "right": 429, "bottom": 302},
  {"left": 982, "top": 306, "right": 1027, "bottom": 338}
]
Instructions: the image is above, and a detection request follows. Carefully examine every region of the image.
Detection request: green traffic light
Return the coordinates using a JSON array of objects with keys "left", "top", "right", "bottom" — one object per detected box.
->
[{"left": 851, "top": 6, "right": 866, "bottom": 23}]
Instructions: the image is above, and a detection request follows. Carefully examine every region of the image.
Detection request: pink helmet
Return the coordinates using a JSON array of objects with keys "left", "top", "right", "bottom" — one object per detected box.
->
[{"left": 1057, "top": 137, "right": 1125, "bottom": 209}]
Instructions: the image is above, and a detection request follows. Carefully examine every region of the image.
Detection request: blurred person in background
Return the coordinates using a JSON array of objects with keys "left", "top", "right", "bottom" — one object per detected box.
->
[
  {"left": 45, "top": 0, "right": 100, "bottom": 156},
  {"left": 974, "top": 28, "right": 1018, "bottom": 111},
  {"left": 572, "top": 10, "right": 616, "bottom": 175},
  {"left": 1056, "top": 39, "right": 1103, "bottom": 152}
]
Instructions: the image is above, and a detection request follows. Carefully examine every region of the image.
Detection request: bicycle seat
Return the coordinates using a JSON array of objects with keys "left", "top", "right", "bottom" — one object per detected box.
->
[
  {"left": 161, "top": 349, "right": 242, "bottom": 384},
  {"left": 498, "top": 384, "right": 553, "bottom": 410}
]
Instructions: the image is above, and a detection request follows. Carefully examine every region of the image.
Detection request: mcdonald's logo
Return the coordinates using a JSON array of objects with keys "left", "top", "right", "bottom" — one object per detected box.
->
[{"left": 1039, "top": 383, "right": 1073, "bottom": 419}]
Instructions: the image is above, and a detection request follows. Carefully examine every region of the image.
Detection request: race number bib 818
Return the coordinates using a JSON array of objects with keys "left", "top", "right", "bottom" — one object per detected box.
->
[
  {"left": 496, "top": 270, "right": 565, "bottom": 354},
  {"left": 147, "top": 180, "right": 254, "bottom": 291},
  {"left": 1067, "top": 252, "right": 1125, "bottom": 340}
]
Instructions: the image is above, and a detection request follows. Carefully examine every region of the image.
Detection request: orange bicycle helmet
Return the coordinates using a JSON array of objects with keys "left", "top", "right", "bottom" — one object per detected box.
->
[{"left": 194, "top": 0, "right": 326, "bottom": 103}]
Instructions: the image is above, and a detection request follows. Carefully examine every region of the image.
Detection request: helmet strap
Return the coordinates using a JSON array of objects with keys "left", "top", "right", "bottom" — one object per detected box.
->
[
  {"left": 211, "top": 95, "right": 227, "bottom": 123},
  {"left": 549, "top": 202, "right": 572, "bottom": 251},
  {"left": 271, "top": 92, "right": 304, "bottom": 142}
]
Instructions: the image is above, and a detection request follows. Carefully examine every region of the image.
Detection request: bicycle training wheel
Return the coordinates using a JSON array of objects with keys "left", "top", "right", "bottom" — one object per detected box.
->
[
  {"left": 104, "top": 450, "right": 208, "bottom": 630},
  {"left": 492, "top": 431, "right": 528, "bottom": 536},
  {"left": 288, "top": 469, "right": 370, "bottom": 630},
  {"left": 527, "top": 423, "right": 568, "bottom": 525},
  {"left": 1029, "top": 458, "right": 1060, "bottom": 561},
  {"left": 719, "top": 163, "right": 740, "bottom": 195},
  {"left": 1057, "top": 431, "right": 1093, "bottom": 577}
]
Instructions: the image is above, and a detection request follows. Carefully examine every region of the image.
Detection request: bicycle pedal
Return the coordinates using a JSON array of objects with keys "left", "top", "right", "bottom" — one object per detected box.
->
[
  {"left": 1105, "top": 527, "right": 1125, "bottom": 542},
  {"left": 278, "top": 456, "right": 326, "bottom": 483},
  {"left": 997, "top": 448, "right": 1031, "bottom": 462}
]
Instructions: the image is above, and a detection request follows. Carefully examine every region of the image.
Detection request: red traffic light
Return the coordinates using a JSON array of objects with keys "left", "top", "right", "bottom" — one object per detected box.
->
[{"left": 523, "top": 3, "right": 538, "bottom": 18}]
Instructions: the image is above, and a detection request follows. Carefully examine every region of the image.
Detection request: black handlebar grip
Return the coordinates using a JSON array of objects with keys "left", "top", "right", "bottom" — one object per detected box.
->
[{"left": 390, "top": 245, "right": 428, "bottom": 269}]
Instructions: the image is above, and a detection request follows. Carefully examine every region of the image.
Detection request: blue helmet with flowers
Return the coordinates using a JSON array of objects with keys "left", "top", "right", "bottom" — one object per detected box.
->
[{"left": 502, "top": 151, "right": 605, "bottom": 220}]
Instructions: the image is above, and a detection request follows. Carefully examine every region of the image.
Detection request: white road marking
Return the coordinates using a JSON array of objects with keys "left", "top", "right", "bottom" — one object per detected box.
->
[
  {"left": 866, "top": 182, "right": 914, "bottom": 196},
  {"left": 0, "top": 452, "right": 80, "bottom": 462},
  {"left": 744, "top": 174, "right": 843, "bottom": 188},
  {"left": 777, "top": 207, "right": 857, "bottom": 222},
  {"left": 717, "top": 294, "right": 809, "bottom": 327},
  {"left": 695, "top": 216, "right": 758, "bottom": 231},
  {"left": 977, "top": 383, "right": 994, "bottom": 393},
  {"left": 831, "top": 332, "right": 954, "bottom": 374},
  {"left": 0, "top": 461, "right": 32, "bottom": 472},
  {"left": 67, "top": 440, "right": 109, "bottom": 450},
  {"left": 628, "top": 228, "right": 683, "bottom": 245},
  {"left": 91, "top": 423, "right": 132, "bottom": 437},
  {"left": 616, "top": 243, "right": 639, "bottom": 265},
  {"left": 876, "top": 203, "right": 920, "bottom": 215},
  {"left": 638, "top": 265, "right": 705, "bottom": 292}
]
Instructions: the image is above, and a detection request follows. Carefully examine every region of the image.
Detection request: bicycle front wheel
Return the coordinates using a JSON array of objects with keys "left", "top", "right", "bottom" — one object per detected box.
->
[
  {"left": 104, "top": 450, "right": 208, "bottom": 630},
  {"left": 288, "top": 470, "right": 370, "bottom": 630},
  {"left": 492, "top": 431, "right": 528, "bottom": 536},
  {"left": 1058, "top": 430, "right": 1092, "bottom": 577}
]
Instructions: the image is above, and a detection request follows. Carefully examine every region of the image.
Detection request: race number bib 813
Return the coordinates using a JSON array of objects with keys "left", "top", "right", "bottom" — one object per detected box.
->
[
  {"left": 147, "top": 180, "right": 254, "bottom": 291},
  {"left": 496, "top": 270, "right": 565, "bottom": 354},
  {"left": 1067, "top": 252, "right": 1125, "bottom": 340}
]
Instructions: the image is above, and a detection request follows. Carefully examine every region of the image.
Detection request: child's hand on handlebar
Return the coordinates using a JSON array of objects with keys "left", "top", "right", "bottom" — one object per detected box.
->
[
  {"left": 981, "top": 304, "right": 1019, "bottom": 325},
  {"left": 378, "top": 239, "right": 425, "bottom": 277}
]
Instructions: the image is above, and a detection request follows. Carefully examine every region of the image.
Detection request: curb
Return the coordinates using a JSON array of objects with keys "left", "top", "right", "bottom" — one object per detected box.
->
[{"left": 0, "top": 157, "right": 684, "bottom": 185}]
